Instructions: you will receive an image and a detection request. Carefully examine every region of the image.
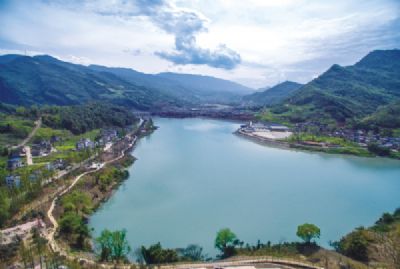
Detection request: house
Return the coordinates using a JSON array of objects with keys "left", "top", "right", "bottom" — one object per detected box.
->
[
  {"left": 268, "top": 124, "right": 290, "bottom": 132},
  {"left": 101, "top": 129, "right": 118, "bottom": 142},
  {"left": 50, "top": 135, "right": 61, "bottom": 143},
  {"left": 5, "top": 175, "right": 21, "bottom": 188},
  {"left": 76, "top": 138, "right": 95, "bottom": 151},
  {"left": 31, "top": 140, "right": 52, "bottom": 157},
  {"left": 7, "top": 157, "right": 23, "bottom": 170},
  {"left": 46, "top": 159, "right": 67, "bottom": 171}
]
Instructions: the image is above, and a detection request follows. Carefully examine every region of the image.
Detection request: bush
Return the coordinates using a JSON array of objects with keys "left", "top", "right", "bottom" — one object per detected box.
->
[
  {"left": 367, "top": 143, "right": 391, "bottom": 156},
  {"left": 337, "top": 227, "right": 371, "bottom": 262},
  {"left": 140, "top": 243, "right": 179, "bottom": 264}
]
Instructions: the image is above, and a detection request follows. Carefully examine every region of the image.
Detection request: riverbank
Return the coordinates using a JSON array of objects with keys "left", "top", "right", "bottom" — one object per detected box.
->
[
  {"left": 48, "top": 119, "right": 157, "bottom": 257},
  {"left": 235, "top": 127, "right": 400, "bottom": 160}
]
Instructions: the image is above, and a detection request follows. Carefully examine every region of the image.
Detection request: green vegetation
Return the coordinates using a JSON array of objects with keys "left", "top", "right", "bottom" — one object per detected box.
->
[
  {"left": 59, "top": 191, "right": 93, "bottom": 249},
  {"left": 0, "top": 114, "right": 35, "bottom": 148},
  {"left": 95, "top": 166, "right": 129, "bottom": 192},
  {"left": 39, "top": 103, "right": 138, "bottom": 134},
  {"left": 96, "top": 229, "right": 131, "bottom": 263},
  {"left": 333, "top": 208, "right": 400, "bottom": 266},
  {"left": 61, "top": 190, "right": 93, "bottom": 215},
  {"left": 0, "top": 55, "right": 178, "bottom": 109},
  {"left": 140, "top": 243, "right": 180, "bottom": 264},
  {"left": 260, "top": 50, "right": 400, "bottom": 128},
  {"left": 242, "top": 81, "right": 303, "bottom": 106},
  {"left": 367, "top": 143, "right": 391, "bottom": 156},
  {"left": 214, "top": 228, "right": 242, "bottom": 258},
  {"left": 296, "top": 223, "right": 321, "bottom": 243}
]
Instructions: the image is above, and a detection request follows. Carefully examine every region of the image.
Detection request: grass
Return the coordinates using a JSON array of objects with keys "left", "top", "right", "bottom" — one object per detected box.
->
[
  {"left": 286, "top": 133, "right": 373, "bottom": 157},
  {"left": 0, "top": 115, "right": 36, "bottom": 147},
  {"left": 32, "top": 128, "right": 100, "bottom": 164}
]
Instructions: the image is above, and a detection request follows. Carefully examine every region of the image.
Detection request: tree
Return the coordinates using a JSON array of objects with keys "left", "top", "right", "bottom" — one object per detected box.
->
[
  {"left": 337, "top": 227, "right": 370, "bottom": 262},
  {"left": 215, "top": 228, "right": 239, "bottom": 258},
  {"left": 180, "top": 244, "right": 204, "bottom": 261},
  {"left": 140, "top": 242, "right": 179, "bottom": 264},
  {"left": 32, "top": 228, "right": 47, "bottom": 269},
  {"left": 0, "top": 188, "right": 11, "bottom": 227},
  {"left": 96, "top": 229, "right": 131, "bottom": 263},
  {"left": 96, "top": 229, "right": 113, "bottom": 262},
  {"left": 111, "top": 229, "right": 131, "bottom": 262},
  {"left": 296, "top": 223, "right": 320, "bottom": 243}
]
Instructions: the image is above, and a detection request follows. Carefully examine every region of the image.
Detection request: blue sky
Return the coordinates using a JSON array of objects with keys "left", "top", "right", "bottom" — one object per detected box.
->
[{"left": 0, "top": 0, "right": 399, "bottom": 88}]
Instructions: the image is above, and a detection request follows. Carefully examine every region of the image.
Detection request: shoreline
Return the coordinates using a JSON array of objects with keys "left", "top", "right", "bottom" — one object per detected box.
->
[
  {"left": 44, "top": 119, "right": 157, "bottom": 265},
  {"left": 234, "top": 128, "right": 400, "bottom": 161}
]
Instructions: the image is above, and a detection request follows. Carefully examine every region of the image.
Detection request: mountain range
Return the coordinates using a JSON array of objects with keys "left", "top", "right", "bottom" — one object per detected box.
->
[
  {"left": 0, "top": 55, "right": 254, "bottom": 109},
  {"left": 265, "top": 49, "right": 400, "bottom": 126},
  {"left": 1, "top": 49, "right": 400, "bottom": 129}
]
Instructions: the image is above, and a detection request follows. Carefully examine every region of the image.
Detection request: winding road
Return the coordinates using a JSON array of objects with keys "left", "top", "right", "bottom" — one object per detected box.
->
[{"left": 11, "top": 117, "right": 42, "bottom": 149}]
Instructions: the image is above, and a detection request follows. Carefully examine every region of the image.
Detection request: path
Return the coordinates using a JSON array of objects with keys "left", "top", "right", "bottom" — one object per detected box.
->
[
  {"left": 46, "top": 136, "right": 136, "bottom": 257},
  {"left": 24, "top": 145, "right": 33, "bottom": 165},
  {"left": 11, "top": 117, "right": 42, "bottom": 149}
]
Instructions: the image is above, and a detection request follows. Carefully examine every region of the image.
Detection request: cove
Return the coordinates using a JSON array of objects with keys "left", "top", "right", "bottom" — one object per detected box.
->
[{"left": 89, "top": 117, "right": 400, "bottom": 257}]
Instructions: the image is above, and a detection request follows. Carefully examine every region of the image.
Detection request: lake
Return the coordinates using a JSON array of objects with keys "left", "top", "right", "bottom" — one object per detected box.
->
[{"left": 89, "top": 117, "right": 400, "bottom": 258}]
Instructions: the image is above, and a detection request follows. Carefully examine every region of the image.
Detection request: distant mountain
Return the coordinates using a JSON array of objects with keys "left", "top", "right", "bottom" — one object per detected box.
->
[
  {"left": 88, "top": 65, "right": 202, "bottom": 104},
  {"left": 89, "top": 66, "right": 254, "bottom": 104},
  {"left": 269, "top": 49, "right": 400, "bottom": 124},
  {"left": 241, "top": 81, "right": 303, "bottom": 106},
  {"left": 157, "top": 72, "right": 254, "bottom": 103},
  {"left": 0, "top": 55, "right": 179, "bottom": 110}
]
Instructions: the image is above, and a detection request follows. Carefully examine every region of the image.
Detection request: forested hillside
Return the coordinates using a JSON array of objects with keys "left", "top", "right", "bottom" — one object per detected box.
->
[
  {"left": 263, "top": 50, "right": 400, "bottom": 125},
  {"left": 241, "top": 81, "right": 303, "bottom": 106},
  {"left": 0, "top": 55, "right": 180, "bottom": 109}
]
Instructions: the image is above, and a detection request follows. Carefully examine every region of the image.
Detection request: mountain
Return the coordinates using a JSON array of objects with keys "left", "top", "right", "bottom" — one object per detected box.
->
[
  {"left": 88, "top": 65, "right": 203, "bottom": 104},
  {"left": 157, "top": 72, "right": 254, "bottom": 103},
  {"left": 241, "top": 81, "right": 303, "bottom": 106},
  {"left": 268, "top": 49, "right": 400, "bottom": 124},
  {"left": 0, "top": 55, "right": 179, "bottom": 110}
]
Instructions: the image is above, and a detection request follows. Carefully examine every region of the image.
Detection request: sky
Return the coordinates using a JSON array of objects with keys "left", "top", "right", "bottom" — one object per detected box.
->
[{"left": 0, "top": 0, "right": 399, "bottom": 89}]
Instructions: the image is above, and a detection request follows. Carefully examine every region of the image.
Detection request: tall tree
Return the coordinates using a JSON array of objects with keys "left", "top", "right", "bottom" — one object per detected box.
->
[
  {"left": 296, "top": 223, "right": 321, "bottom": 244},
  {"left": 214, "top": 228, "right": 239, "bottom": 258}
]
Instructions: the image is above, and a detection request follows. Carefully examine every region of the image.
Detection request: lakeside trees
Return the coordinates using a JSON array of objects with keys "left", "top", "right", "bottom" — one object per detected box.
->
[
  {"left": 96, "top": 229, "right": 131, "bottom": 263},
  {"left": 214, "top": 228, "right": 242, "bottom": 258},
  {"left": 296, "top": 223, "right": 321, "bottom": 243}
]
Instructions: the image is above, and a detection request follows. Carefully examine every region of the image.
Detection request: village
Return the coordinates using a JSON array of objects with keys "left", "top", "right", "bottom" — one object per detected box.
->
[
  {"left": 294, "top": 122, "right": 400, "bottom": 151},
  {"left": 0, "top": 118, "right": 154, "bottom": 264},
  {"left": 4, "top": 128, "right": 122, "bottom": 189},
  {"left": 237, "top": 121, "right": 400, "bottom": 154}
]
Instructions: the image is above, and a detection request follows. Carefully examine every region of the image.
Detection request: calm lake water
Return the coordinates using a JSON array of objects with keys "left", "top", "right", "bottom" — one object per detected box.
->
[{"left": 90, "top": 117, "right": 400, "bottom": 257}]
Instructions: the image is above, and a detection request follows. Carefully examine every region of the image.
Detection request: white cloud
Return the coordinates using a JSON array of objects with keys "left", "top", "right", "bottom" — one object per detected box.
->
[{"left": 0, "top": 0, "right": 399, "bottom": 88}]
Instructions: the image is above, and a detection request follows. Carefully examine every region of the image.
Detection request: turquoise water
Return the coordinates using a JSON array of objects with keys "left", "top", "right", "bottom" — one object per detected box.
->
[{"left": 89, "top": 117, "right": 400, "bottom": 257}]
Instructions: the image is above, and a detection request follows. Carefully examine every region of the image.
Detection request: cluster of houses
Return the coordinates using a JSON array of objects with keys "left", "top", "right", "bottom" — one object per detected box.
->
[
  {"left": 4, "top": 128, "right": 120, "bottom": 189},
  {"left": 294, "top": 122, "right": 400, "bottom": 151},
  {"left": 330, "top": 129, "right": 400, "bottom": 150},
  {"left": 75, "top": 129, "right": 119, "bottom": 151}
]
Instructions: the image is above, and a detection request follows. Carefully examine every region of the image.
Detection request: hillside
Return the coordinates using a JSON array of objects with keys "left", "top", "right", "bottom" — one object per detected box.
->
[
  {"left": 241, "top": 81, "right": 303, "bottom": 106},
  {"left": 335, "top": 208, "right": 400, "bottom": 268},
  {"left": 88, "top": 65, "right": 202, "bottom": 104},
  {"left": 359, "top": 101, "right": 400, "bottom": 130},
  {"left": 0, "top": 55, "right": 180, "bottom": 110},
  {"left": 267, "top": 50, "right": 400, "bottom": 124},
  {"left": 157, "top": 72, "right": 254, "bottom": 103},
  {"left": 90, "top": 66, "right": 254, "bottom": 104}
]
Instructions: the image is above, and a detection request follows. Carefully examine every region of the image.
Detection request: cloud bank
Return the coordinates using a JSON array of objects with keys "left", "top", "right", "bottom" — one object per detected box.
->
[
  {"left": 72, "top": 0, "right": 241, "bottom": 69},
  {"left": 0, "top": 0, "right": 399, "bottom": 87}
]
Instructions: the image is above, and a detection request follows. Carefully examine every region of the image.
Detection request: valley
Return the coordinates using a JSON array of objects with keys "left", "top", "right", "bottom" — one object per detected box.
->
[{"left": 0, "top": 50, "right": 400, "bottom": 269}]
